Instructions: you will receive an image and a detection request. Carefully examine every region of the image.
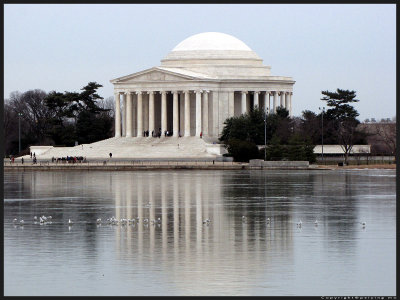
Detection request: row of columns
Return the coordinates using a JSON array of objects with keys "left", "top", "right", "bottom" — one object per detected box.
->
[
  {"left": 242, "top": 91, "right": 293, "bottom": 115},
  {"left": 115, "top": 90, "right": 209, "bottom": 138},
  {"left": 115, "top": 90, "right": 292, "bottom": 138}
]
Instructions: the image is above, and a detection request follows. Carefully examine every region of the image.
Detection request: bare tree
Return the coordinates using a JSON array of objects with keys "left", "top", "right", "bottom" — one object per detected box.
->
[
  {"left": 9, "top": 89, "right": 51, "bottom": 145},
  {"left": 98, "top": 96, "right": 115, "bottom": 118},
  {"left": 4, "top": 100, "right": 18, "bottom": 155},
  {"left": 371, "top": 122, "right": 396, "bottom": 155},
  {"left": 358, "top": 122, "right": 396, "bottom": 155}
]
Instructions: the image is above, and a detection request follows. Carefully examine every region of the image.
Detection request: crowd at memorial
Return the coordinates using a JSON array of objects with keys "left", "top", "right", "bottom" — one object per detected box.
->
[{"left": 51, "top": 156, "right": 86, "bottom": 163}]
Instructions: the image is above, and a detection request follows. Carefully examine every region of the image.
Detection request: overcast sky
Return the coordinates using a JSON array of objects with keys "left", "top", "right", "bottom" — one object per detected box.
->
[{"left": 4, "top": 4, "right": 396, "bottom": 120}]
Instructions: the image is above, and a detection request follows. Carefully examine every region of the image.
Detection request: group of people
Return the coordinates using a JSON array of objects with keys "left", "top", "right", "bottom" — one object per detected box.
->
[
  {"left": 141, "top": 128, "right": 188, "bottom": 138},
  {"left": 142, "top": 129, "right": 203, "bottom": 138},
  {"left": 147, "top": 128, "right": 173, "bottom": 138},
  {"left": 29, "top": 152, "right": 37, "bottom": 164},
  {"left": 52, "top": 156, "right": 86, "bottom": 163}
]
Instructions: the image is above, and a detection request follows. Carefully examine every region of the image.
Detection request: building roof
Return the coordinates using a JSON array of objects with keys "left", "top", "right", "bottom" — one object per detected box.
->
[
  {"left": 111, "top": 32, "right": 294, "bottom": 83},
  {"left": 162, "top": 32, "right": 262, "bottom": 63},
  {"left": 172, "top": 32, "right": 253, "bottom": 52}
]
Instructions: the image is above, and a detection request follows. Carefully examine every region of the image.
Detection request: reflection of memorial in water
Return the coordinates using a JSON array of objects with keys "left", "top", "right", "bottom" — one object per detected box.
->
[
  {"left": 221, "top": 171, "right": 295, "bottom": 255},
  {"left": 111, "top": 171, "right": 295, "bottom": 293},
  {"left": 310, "top": 170, "right": 363, "bottom": 253}
]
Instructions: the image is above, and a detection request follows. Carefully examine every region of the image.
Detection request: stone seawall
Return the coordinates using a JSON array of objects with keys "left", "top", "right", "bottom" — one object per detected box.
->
[
  {"left": 249, "top": 159, "right": 310, "bottom": 168},
  {"left": 4, "top": 161, "right": 314, "bottom": 171}
]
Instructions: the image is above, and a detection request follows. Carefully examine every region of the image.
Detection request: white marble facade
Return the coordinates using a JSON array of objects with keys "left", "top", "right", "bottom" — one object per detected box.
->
[{"left": 111, "top": 32, "right": 295, "bottom": 140}]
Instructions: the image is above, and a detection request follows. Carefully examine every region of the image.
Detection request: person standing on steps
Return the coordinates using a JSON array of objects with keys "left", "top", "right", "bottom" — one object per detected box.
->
[{"left": 109, "top": 153, "right": 112, "bottom": 159}]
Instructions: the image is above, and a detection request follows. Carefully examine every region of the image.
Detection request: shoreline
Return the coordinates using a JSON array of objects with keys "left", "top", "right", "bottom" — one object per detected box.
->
[{"left": 3, "top": 162, "right": 396, "bottom": 171}]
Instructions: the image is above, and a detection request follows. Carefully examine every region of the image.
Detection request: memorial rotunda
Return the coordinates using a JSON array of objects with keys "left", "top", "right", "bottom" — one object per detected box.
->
[{"left": 111, "top": 32, "right": 295, "bottom": 141}]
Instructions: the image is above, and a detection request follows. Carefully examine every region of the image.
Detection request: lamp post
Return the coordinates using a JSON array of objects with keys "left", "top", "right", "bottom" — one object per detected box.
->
[
  {"left": 264, "top": 107, "right": 269, "bottom": 161},
  {"left": 319, "top": 107, "right": 325, "bottom": 164},
  {"left": 18, "top": 112, "right": 23, "bottom": 153}
]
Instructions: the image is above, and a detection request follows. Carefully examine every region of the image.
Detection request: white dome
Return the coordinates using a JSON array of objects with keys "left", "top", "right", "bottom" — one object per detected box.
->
[
  {"left": 161, "top": 32, "right": 269, "bottom": 79},
  {"left": 172, "top": 32, "right": 252, "bottom": 52}
]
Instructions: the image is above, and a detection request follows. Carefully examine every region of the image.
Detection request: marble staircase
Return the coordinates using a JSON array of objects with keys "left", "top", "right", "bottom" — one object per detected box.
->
[{"left": 28, "top": 137, "right": 219, "bottom": 159}]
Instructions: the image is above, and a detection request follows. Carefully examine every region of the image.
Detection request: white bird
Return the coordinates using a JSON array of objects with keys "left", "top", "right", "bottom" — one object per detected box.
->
[{"left": 68, "top": 219, "right": 73, "bottom": 225}]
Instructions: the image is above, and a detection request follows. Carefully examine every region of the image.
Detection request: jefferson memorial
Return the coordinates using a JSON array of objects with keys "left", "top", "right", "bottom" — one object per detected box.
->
[
  {"left": 111, "top": 32, "right": 295, "bottom": 140},
  {"left": 30, "top": 32, "right": 295, "bottom": 159}
]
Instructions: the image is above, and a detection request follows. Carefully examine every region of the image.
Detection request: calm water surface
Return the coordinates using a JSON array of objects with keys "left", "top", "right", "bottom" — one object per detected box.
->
[{"left": 4, "top": 169, "right": 396, "bottom": 296}]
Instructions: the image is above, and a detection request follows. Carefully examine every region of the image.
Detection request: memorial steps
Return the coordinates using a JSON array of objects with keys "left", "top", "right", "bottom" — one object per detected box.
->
[{"left": 29, "top": 137, "right": 218, "bottom": 159}]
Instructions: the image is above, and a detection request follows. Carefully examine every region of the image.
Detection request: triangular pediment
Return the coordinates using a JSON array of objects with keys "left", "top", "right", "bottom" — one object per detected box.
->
[{"left": 111, "top": 67, "right": 203, "bottom": 83}]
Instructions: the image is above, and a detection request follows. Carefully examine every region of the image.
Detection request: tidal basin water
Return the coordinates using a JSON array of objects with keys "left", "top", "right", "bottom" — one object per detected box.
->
[{"left": 4, "top": 169, "right": 396, "bottom": 296}]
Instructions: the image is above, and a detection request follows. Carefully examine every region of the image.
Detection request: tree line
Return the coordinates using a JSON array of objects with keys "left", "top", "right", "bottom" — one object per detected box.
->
[
  {"left": 4, "top": 82, "right": 115, "bottom": 156},
  {"left": 219, "top": 89, "right": 371, "bottom": 163}
]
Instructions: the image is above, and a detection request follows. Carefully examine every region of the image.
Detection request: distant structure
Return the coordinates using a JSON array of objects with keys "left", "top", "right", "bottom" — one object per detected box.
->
[{"left": 111, "top": 32, "right": 295, "bottom": 140}]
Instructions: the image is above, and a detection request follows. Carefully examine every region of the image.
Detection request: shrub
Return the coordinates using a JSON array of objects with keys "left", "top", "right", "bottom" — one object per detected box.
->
[{"left": 225, "top": 139, "right": 260, "bottom": 162}]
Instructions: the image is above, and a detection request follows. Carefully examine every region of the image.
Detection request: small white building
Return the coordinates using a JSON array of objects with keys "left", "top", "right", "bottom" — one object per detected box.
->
[
  {"left": 313, "top": 145, "right": 371, "bottom": 155},
  {"left": 111, "top": 32, "right": 295, "bottom": 142}
]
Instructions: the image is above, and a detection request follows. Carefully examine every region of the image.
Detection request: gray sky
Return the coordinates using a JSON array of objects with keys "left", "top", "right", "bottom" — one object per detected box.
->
[{"left": 4, "top": 4, "right": 396, "bottom": 120}]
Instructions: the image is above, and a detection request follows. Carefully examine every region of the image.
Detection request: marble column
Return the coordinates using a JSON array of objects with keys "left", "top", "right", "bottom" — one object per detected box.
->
[
  {"left": 148, "top": 91, "right": 154, "bottom": 137},
  {"left": 137, "top": 91, "right": 143, "bottom": 137},
  {"left": 184, "top": 91, "right": 190, "bottom": 137},
  {"left": 173, "top": 91, "right": 179, "bottom": 137},
  {"left": 281, "top": 91, "right": 286, "bottom": 108},
  {"left": 195, "top": 90, "right": 202, "bottom": 137},
  {"left": 265, "top": 92, "right": 270, "bottom": 114},
  {"left": 289, "top": 92, "right": 293, "bottom": 116},
  {"left": 203, "top": 91, "right": 209, "bottom": 136},
  {"left": 161, "top": 91, "right": 167, "bottom": 136},
  {"left": 284, "top": 92, "right": 289, "bottom": 110},
  {"left": 273, "top": 91, "right": 279, "bottom": 113},
  {"left": 241, "top": 91, "right": 247, "bottom": 115},
  {"left": 228, "top": 91, "right": 234, "bottom": 117},
  {"left": 122, "top": 93, "right": 127, "bottom": 136},
  {"left": 126, "top": 92, "right": 133, "bottom": 137},
  {"left": 254, "top": 91, "right": 259, "bottom": 108},
  {"left": 114, "top": 92, "right": 121, "bottom": 137}
]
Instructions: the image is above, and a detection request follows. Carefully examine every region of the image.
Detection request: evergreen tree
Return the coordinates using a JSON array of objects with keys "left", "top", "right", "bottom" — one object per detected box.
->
[
  {"left": 44, "top": 82, "right": 113, "bottom": 146},
  {"left": 321, "top": 88, "right": 364, "bottom": 164},
  {"left": 225, "top": 138, "right": 260, "bottom": 162}
]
